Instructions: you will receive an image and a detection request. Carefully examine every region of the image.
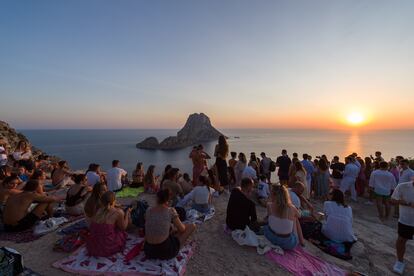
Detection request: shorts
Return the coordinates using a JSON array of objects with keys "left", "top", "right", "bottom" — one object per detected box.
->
[
  {"left": 263, "top": 225, "right": 298, "bottom": 250},
  {"left": 398, "top": 222, "right": 414, "bottom": 240},
  {"left": 4, "top": 212, "right": 40, "bottom": 232},
  {"left": 144, "top": 235, "right": 180, "bottom": 260},
  {"left": 374, "top": 192, "right": 391, "bottom": 200}
]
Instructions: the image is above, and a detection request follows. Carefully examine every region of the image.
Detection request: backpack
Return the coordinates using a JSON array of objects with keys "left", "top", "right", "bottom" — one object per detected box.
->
[
  {"left": 269, "top": 160, "right": 277, "bottom": 172},
  {"left": 131, "top": 200, "right": 149, "bottom": 229},
  {"left": 0, "top": 247, "right": 24, "bottom": 276}
]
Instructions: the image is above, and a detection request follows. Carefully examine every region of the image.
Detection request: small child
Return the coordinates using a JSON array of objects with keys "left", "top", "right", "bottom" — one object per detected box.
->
[{"left": 257, "top": 175, "right": 270, "bottom": 207}]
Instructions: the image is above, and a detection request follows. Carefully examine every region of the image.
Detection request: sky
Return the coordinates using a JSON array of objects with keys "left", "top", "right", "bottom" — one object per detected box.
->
[{"left": 1, "top": 0, "right": 414, "bottom": 130}]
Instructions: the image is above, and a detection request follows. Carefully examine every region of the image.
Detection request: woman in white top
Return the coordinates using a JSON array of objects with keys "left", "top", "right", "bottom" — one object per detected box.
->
[
  {"left": 12, "top": 141, "right": 32, "bottom": 161},
  {"left": 191, "top": 175, "right": 212, "bottom": 213},
  {"left": 264, "top": 185, "right": 305, "bottom": 249},
  {"left": 86, "top": 164, "right": 102, "bottom": 186},
  {"left": 322, "top": 189, "right": 356, "bottom": 243}
]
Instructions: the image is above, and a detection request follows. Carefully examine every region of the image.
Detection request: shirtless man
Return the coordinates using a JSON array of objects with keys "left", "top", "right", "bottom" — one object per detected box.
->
[
  {"left": 0, "top": 175, "right": 22, "bottom": 209},
  {"left": 3, "top": 180, "right": 60, "bottom": 232}
]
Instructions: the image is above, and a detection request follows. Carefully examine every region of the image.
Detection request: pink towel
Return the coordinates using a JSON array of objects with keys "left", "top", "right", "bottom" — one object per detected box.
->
[{"left": 266, "top": 246, "right": 346, "bottom": 276}]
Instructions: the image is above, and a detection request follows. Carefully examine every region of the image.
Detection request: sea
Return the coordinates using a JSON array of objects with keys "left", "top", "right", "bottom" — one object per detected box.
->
[{"left": 19, "top": 129, "right": 414, "bottom": 176}]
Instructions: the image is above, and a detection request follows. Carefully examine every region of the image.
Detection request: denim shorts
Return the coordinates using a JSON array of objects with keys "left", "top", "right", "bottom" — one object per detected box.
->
[{"left": 264, "top": 225, "right": 298, "bottom": 250}]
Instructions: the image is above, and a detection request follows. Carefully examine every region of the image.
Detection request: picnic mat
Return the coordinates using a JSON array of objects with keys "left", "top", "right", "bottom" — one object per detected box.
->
[
  {"left": 21, "top": 267, "right": 42, "bottom": 276},
  {"left": 116, "top": 187, "right": 145, "bottom": 198},
  {"left": 53, "top": 234, "right": 195, "bottom": 276},
  {"left": 0, "top": 214, "right": 83, "bottom": 243},
  {"left": 266, "top": 246, "right": 346, "bottom": 276}
]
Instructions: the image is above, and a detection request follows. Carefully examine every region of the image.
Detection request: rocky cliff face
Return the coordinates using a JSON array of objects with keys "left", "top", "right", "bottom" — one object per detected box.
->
[
  {"left": 136, "top": 113, "right": 224, "bottom": 150},
  {"left": 0, "top": 121, "right": 44, "bottom": 157}
]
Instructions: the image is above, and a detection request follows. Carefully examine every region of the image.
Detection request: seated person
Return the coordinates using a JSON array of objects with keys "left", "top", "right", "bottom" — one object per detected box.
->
[
  {"left": 0, "top": 175, "right": 22, "bottom": 211},
  {"left": 226, "top": 178, "right": 258, "bottom": 231},
  {"left": 144, "top": 189, "right": 196, "bottom": 260},
  {"left": 17, "top": 165, "right": 29, "bottom": 182},
  {"left": 242, "top": 165, "right": 258, "bottom": 182},
  {"left": 178, "top": 173, "right": 193, "bottom": 195},
  {"left": 84, "top": 182, "right": 108, "bottom": 220},
  {"left": 289, "top": 181, "right": 314, "bottom": 215},
  {"left": 162, "top": 168, "right": 183, "bottom": 206},
  {"left": 191, "top": 176, "right": 212, "bottom": 213},
  {"left": 30, "top": 169, "right": 48, "bottom": 194},
  {"left": 51, "top": 160, "right": 73, "bottom": 189},
  {"left": 322, "top": 189, "right": 357, "bottom": 243},
  {"left": 3, "top": 180, "right": 59, "bottom": 232},
  {"left": 257, "top": 175, "right": 270, "bottom": 207},
  {"left": 264, "top": 185, "right": 305, "bottom": 249},
  {"left": 65, "top": 174, "right": 92, "bottom": 216},
  {"left": 86, "top": 191, "right": 130, "bottom": 257},
  {"left": 143, "top": 165, "right": 159, "bottom": 193},
  {"left": 131, "top": 162, "right": 145, "bottom": 188},
  {"left": 85, "top": 163, "right": 102, "bottom": 187}
]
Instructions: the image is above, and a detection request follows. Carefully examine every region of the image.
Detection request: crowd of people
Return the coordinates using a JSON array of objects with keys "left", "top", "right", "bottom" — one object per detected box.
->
[{"left": 1, "top": 136, "right": 414, "bottom": 274}]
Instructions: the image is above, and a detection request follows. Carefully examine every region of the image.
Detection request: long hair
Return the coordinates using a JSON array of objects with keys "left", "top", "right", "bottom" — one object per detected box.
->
[
  {"left": 271, "top": 185, "right": 291, "bottom": 218},
  {"left": 144, "top": 165, "right": 155, "bottom": 185},
  {"left": 135, "top": 162, "right": 143, "bottom": 171},
  {"left": 217, "top": 135, "right": 229, "bottom": 157},
  {"left": 318, "top": 159, "right": 328, "bottom": 172},
  {"left": 294, "top": 161, "right": 305, "bottom": 174},
  {"left": 331, "top": 189, "right": 347, "bottom": 207},
  {"left": 238, "top": 153, "right": 247, "bottom": 164},
  {"left": 84, "top": 182, "right": 107, "bottom": 217},
  {"left": 95, "top": 191, "right": 115, "bottom": 222}
]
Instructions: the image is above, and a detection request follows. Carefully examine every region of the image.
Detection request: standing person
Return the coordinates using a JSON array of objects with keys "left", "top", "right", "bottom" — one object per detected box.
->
[
  {"left": 131, "top": 162, "right": 145, "bottom": 188},
  {"left": 190, "top": 145, "right": 210, "bottom": 186},
  {"left": 276, "top": 150, "right": 292, "bottom": 186},
  {"left": 364, "top": 157, "right": 374, "bottom": 205},
  {"left": 315, "top": 158, "right": 330, "bottom": 199},
  {"left": 371, "top": 151, "right": 385, "bottom": 162},
  {"left": 234, "top": 153, "right": 247, "bottom": 186},
  {"left": 301, "top": 154, "right": 315, "bottom": 195},
  {"left": 248, "top": 153, "right": 260, "bottom": 177},
  {"left": 399, "top": 159, "right": 414, "bottom": 183},
  {"left": 293, "top": 161, "right": 308, "bottom": 198},
  {"left": 355, "top": 157, "right": 366, "bottom": 196},
  {"left": 340, "top": 156, "right": 359, "bottom": 202},
  {"left": 288, "top": 157, "right": 299, "bottom": 186},
  {"left": 391, "top": 179, "right": 414, "bottom": 274},
  {"left": 106, "top": 160, "right": 128, "bottom": 192},
  {"left": 369, "top": 161, "right": 397, "bottom": 220},
  {"left": 260, "top": 152, "right": 272, "bottom": 183},
  {"left": 330, "top": 156, "right": 345, "bottom": 189},
  {"left": 228, "top": 152, "right": 238, "bottom": 187},
  {"left": 214, "top": 135, "right": 229, "bottom": 190}
]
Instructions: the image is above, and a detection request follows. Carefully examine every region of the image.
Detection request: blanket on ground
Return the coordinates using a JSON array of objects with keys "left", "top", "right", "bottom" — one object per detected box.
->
[
  {"left": 53, "top": 234, "right": 195, "bottom": 276},
  {"left": 266, "top": 246, "right": 346, "bottom": 276},
  {"left": 116, "top": 187, "right": 145, "bottom": 198},
  {"left": 0, "top": 214, "right": 83, "bottom": 243}
]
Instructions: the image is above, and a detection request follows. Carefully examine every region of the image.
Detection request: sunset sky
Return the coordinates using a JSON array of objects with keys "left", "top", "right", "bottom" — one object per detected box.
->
[{"left": 1, "top": 0, "right": 413, "bottom": 130}]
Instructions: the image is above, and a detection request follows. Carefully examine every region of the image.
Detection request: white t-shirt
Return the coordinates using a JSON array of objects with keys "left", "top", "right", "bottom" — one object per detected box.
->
[
  {"left": 289, "top": 189, "right": 301, "bottom": 209},
  {"left": 242, "top": 166, "right": 257, "bottom": 180},
  {"left": 12, "top": 150, "right": 32, "bottom": 161},
  {"left": 392, "top": 182, "right": 414, "bottom": 227},
  {"left": 192, "top": 186, "right": 210, "bottom": 205},
  {"left": 86, "top": 171, "right": 100, "bottom": 186},
  {"left": 107, "top": 167, "right": 127, "bottom": 191},
  {"left": 400, "top": 168, "right": 414, "bottom": 184},
  {"left": 343, "top": 163, "right": 359, "bottom": 180},
  {"left": 257, "top": 181, "right": 270, "bottom": 198},
  {"left": 0, "top": 146, "right": 7, "bottom": 166},
  {"left": 322, "top": 201, "right": 356, "bottom": 242},
  {"left": 369, "top": 169, "right": 397, "bottom": 196}
]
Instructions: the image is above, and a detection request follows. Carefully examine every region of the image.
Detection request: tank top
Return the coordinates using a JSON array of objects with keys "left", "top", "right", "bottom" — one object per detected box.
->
[{"left": 268, "top": 215, "right": 294, "bottom": 235}]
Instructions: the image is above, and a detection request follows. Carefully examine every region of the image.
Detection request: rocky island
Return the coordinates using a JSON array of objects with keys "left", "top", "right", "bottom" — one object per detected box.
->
[{"left": 136, "top": 113, "right": 224, "bottom": 150}]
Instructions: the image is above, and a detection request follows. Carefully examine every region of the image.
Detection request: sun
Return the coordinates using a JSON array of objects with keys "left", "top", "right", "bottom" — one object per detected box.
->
[{"left": 347, "top": 112, "right": 364, "bottom": 125}]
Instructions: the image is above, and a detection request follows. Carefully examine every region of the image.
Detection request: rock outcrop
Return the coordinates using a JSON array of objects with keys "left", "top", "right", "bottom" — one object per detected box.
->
[
  {"left": 0, "top": 121, "right": 45, "bottom": 157},
  {"left": 136, "top": 113, "right": 224, "bottom": 150}
]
